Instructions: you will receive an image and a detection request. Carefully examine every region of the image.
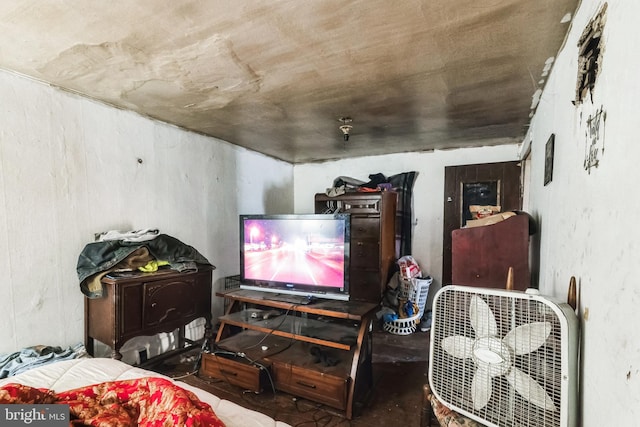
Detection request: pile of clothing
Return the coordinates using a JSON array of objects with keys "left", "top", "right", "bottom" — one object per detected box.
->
[
  {"left": 76, "top": 229, "right": 214, "bottom": 298},
  {"left": 0, "top": 343, "right": 87, "bottom": 378},
  {"left": 325, "top": 173, "right": 393, "bottom": 196}
]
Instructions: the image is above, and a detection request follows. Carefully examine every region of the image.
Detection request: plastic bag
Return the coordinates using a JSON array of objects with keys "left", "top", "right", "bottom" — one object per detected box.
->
[{"left": 397, "top": 255, "right": 422, "bottom": 281}]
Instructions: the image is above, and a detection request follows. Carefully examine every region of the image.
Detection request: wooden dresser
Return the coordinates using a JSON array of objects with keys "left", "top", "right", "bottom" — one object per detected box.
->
[
  {"left": 314, "top": 191, "right": 397, "bottom": 302},
  {"left": 84, "top": 267, "right": 212, "bottom": 361}
]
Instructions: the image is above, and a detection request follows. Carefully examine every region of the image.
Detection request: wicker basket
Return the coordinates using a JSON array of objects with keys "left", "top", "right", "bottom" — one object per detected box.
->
[{"left": 383, "top": 312, "right": 421, "bottom": 335}]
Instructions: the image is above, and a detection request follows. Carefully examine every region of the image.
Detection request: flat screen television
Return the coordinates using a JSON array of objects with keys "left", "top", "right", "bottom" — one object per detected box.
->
[{"left": 239, "top": 213, "right": 350, "bottom": 301}]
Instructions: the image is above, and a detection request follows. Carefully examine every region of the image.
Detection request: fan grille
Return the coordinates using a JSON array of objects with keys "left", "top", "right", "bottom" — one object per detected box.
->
[{"left": 429, "top": 287, "right": 572, "bottom": 427}]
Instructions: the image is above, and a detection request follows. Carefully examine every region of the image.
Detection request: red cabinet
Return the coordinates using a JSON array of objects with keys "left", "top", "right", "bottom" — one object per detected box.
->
[{"left": 451, "top": 214, "right": 531, "bottom": 291}]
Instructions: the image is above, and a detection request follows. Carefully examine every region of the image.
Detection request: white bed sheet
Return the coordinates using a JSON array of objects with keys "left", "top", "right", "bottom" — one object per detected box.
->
[{"left": 0, "top": 358, "right": 291, "bottom": 427}]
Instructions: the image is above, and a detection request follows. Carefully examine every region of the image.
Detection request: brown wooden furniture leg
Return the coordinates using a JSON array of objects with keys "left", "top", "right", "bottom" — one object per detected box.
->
[
  {"left": 420, "top": 383, "right": 432, "bottom": 427},
  {"left": 568, "top": 276, "right": 577, "bottom": 309}
]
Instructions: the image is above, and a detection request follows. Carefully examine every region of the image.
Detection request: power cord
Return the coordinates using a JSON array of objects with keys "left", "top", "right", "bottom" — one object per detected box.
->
[
  {"left": 234, "top": 352, "right": 277, "bottom": 396},
  {"left": 191, "top": 331, "right": 214, "bottom": 372},
  {"left": 170, "top": 370, "right": 198, "bottom": 380}
]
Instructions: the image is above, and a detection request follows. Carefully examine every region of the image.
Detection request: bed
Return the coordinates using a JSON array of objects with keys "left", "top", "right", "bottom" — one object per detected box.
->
[{"left": 0, "top": 357, "right": 291, "bottom": 427}]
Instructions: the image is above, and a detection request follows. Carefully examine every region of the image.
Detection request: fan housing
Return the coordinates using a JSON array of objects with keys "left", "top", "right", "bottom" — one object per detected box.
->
[{"left": 429, "top": 285, "right": 579, "bottom": 427}]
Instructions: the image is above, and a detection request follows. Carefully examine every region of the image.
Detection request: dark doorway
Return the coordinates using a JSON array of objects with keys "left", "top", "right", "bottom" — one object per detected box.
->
[{"left": 442, "top": 161, "right": 522, "bottom": 284}]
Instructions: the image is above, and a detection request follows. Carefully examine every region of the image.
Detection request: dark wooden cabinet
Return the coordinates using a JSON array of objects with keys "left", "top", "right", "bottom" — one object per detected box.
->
[
  {"left": 314, "top": 191, "right": 397, "bottom": 302},
  {"left": 451, "top": 214, "right": 531, "bottom": 290},
  {"left": 85, "top": 267, "right": 213, "bottom": 362},
  {"left": 201, "top": 289, "right": 377, "bottom": 419}
]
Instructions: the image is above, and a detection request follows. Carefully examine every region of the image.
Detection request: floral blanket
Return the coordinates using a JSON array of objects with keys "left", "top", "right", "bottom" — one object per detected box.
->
[
  {"left": 423, "top": 383, "right": 483, "bottom": 427},
  {"left": 0, "top": 377, "right": 226, "bottom": 427}
]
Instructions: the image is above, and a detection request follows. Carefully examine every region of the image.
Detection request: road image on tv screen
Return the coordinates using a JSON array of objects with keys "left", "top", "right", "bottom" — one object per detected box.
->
[{"left": 242, "top": 218, "right": 346, "bottom": 289}]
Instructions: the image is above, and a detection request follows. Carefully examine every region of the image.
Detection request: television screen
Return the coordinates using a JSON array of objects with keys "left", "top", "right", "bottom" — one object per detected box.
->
[{"left": 239, "top": 213, "right": 350, "bottom": 301}]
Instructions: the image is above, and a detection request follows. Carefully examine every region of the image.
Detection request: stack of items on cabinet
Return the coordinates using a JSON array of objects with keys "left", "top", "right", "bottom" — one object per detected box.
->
[
  {"left": 464, "top": 204, "right": 517, "bottom": 228},
  {"left": 378, "top": 256, "right": 433, "bottom": 335}
]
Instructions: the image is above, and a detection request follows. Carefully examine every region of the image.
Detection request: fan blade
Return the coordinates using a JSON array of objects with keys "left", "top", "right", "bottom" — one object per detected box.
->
[
  {"left": 441, "top": 335, "right": 474, "bottom": 359},
  {"left": 471, "top": 367, "right": 492, "bottom": 410},
  {"left": 469, "top": 296, "right": 497, "bottom": 337},
  {"left": 503, "top": 322, "right": 552, "bottom": 355},
  {"left": 506, "top": 367, "right": 556, "bottom": 411}
]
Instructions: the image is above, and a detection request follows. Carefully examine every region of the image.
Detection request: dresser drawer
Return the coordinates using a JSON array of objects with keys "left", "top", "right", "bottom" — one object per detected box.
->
[
  {"left": 341, "top": 198, "right": 381, "bottom": 214},
  {"left": 350, "top": 269, "right": 380, "bottom": 289},
  {"left": 350, "top": 218, "right": 380, "bottom": 239},
  {"left": 350, "top": 240, "right": 380, "bottom": 267},
  {"left": 201, "top": 353, "right": 269, "bottom": 393},
  {"left": 271, "top": 362, "right": 349, "bottom": 410},
  {"left": 349, "top": 269, "right": 382, "bottom": 302}
]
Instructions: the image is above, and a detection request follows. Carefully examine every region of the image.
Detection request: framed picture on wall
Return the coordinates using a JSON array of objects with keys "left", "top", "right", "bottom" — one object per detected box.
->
[{"left": 544, "top": 134, "right": 555, "bottom": 186}]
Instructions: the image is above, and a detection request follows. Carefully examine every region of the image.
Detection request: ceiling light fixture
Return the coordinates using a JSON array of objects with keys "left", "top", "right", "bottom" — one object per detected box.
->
[{"left": 339, "top": 117, "right": 353, "bottom": 141}]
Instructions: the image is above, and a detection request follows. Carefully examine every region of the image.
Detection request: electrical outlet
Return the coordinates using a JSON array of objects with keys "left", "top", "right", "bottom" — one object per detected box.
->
[{"left": 137, "top": 348, "right": 148, "bottom": 364}]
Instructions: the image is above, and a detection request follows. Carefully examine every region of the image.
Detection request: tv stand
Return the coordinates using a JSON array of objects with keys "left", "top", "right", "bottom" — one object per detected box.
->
[{"left": 200, "top": 288, "right": 377, "bottom": 419}]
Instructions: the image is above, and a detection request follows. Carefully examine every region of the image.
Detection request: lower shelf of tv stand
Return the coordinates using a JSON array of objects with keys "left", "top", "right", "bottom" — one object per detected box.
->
[
  {"left": 202, "top": 332, "right": 353, "bottom": 411},
  {"left": 212, "top": 331, "right": 353, "bottom": 377}
]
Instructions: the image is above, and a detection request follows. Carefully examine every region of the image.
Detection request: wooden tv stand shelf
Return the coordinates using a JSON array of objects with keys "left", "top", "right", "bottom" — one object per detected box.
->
[{"left": 201, "top": 289, "right": 377, "bottom": 419}]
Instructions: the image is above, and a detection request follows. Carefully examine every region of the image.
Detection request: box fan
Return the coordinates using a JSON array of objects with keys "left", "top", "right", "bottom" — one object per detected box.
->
[{"left": 429, "top": 285, "right": 579, "bottom": 427}]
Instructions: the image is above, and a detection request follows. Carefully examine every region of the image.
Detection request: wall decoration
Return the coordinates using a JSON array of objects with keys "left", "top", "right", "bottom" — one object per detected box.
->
[
  {"left": 544, "top": 134, "right": 555, "bottom": 186},
  {"left": 584, "top": 105, "right": 606, "bottom": 173}
]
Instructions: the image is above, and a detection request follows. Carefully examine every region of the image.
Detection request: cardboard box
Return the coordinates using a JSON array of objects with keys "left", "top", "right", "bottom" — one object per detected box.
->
[{"left": 465, "top": 211, "right": 516, "bottom": 228}]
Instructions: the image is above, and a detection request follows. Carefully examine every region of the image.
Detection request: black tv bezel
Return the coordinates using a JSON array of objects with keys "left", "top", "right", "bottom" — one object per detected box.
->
[{"left": 239, "top": 213, "right": 351, "bottom": 301}]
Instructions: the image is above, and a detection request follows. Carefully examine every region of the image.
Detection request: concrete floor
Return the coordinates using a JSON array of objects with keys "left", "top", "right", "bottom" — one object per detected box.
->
[{"left": 152, "top": 328, "right": 431, "bottom": 427}]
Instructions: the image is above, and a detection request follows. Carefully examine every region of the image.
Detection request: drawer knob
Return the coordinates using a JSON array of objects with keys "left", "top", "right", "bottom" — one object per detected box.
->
[{"left": 151, "top": 302, "right": 157, "bottom": 308}]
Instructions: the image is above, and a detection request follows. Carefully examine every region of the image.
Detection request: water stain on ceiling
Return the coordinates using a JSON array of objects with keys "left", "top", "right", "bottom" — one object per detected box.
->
[{"left": 0, "top": 0, "right": 579, "bottom": 164}]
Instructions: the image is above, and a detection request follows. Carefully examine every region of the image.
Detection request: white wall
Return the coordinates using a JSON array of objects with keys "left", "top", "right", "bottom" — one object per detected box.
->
[
  {"left": 524, "top": 0, "right": 640, "bottom": 424},
  {"left": 293, "top": 145, "right": 520, "bottom": 288},
  {"left": 0, "top": 69, "right": 293, "bottom": 354}
]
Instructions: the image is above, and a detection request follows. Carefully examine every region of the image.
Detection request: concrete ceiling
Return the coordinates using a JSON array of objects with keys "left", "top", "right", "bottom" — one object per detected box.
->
[{"left": 0, "top": 1, "right": 579, "bottom": 164}]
